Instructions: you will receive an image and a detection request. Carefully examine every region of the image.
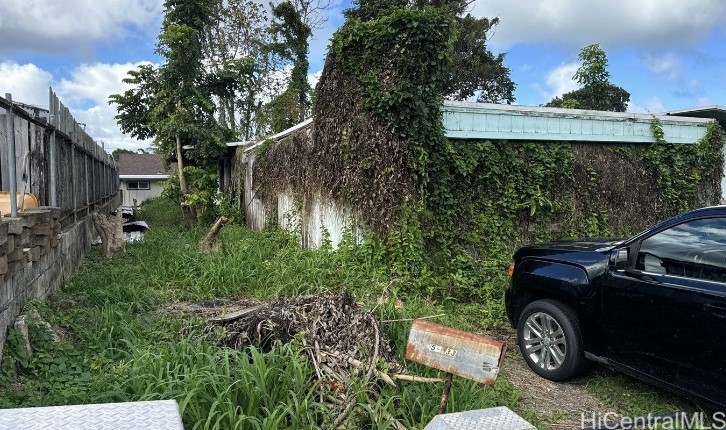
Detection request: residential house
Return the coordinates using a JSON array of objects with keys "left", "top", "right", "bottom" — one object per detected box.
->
[{"left": 118, "top": 154, "right": 171, "bottom": 206}]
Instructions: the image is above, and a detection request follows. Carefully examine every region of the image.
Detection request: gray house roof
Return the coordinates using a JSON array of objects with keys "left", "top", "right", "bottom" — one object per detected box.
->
[{"left": 118, "top": 154, "right": 172, "bottom": 179}]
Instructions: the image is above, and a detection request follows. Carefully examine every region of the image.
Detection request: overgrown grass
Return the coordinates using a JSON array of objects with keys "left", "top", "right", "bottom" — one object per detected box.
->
[
  {"left": 588, "top": 368, "right": 709, "bottom": 417},
  {"left": 0, "top": 198, "right": 526, "bottom": 429}
]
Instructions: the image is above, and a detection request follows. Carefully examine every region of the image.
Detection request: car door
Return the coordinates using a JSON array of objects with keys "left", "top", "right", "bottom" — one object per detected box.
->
[{"left": 602, "top": 216, "right": 726, "bottom": 400}]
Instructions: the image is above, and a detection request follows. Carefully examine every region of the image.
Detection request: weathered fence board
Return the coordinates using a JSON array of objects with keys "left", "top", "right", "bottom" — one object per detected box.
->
[{"left": 0, "top": 89, "right": 118, "bottom": 222}]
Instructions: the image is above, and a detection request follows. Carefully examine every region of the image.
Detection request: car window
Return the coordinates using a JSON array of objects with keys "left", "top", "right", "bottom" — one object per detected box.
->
[{"left": 636, "top": 217, "right": 726, "bottom": 284}]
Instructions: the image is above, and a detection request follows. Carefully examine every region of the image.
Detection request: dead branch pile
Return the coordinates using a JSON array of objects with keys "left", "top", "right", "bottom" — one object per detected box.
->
[
  {"left": 209, "top": 290, "right": 395, "bottom": 365},
  {"left": 207, "top": 290, "right": 407, "bottom": 428}
]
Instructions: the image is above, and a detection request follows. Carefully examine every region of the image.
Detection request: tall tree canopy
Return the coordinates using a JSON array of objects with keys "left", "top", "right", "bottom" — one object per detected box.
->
[
  {"left": 202, "top": 0, "right": 269, "bottom": 141},
  {"left": 445, "top": 15, "right": 514, "bottom": 103},
  {"left": 261, "top": 1, "right": 312, "bottom": 133},
  {"left": 344, "top": 0, "right": 514, "bottom": 103},
  {"left": 546, "top": 44, "right": 630, "bottom": 112},
  {"left": 111, "top": 0, "right": 232, "bottom": 226}
]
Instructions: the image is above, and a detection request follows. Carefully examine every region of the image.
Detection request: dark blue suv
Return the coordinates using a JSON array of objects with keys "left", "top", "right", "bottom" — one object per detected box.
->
[{"left": 506, "top": 206, "right": 726, "bottom": 411}]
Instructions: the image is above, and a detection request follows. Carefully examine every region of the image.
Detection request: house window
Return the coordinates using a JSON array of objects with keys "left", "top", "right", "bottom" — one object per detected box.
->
[{"left": 127, "top": 181, "right": 151, "bottom": 190}]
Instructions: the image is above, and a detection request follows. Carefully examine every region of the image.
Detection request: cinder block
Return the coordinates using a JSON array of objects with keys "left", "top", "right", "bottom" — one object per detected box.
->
[
  {"left": 20, "top": 229, "right": 32, "bottom": 248},
  {"left": 36, "top": 207, "right": 61, "bottom": 220},
  {"left": 4, "top": 218, "right": 23, "bottom": 235},
  {"left": 32, "top": 223, "right": 52, "bottom": 237},
  {"left": 6, "top": 248, "right": 23, "bottom": 263},
  {"left": 18, "top": 212, "right": 37, "bottom": 228},
  {"left": 21, "top": 209, "right": 51, "bottom": 225},
  {"left": 0, "top": 223, "right": 7, "bottom": 247},
  {"left": 35, "top": 236, "right": 50, "bottom": 251},
  {"left": 4, "top": 235, "right": 15, "bottom": 254},
  {"left": 24, "top": 247, "right": 41, "bottom": 262}
]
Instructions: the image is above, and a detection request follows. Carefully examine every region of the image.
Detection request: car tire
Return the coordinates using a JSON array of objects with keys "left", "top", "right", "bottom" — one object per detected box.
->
[{"left": 517, "top": 299, "right": 586, "bottom": 381}]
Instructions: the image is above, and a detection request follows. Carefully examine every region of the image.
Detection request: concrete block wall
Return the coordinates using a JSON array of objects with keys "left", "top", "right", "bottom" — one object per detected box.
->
[{"left": 0, "top": 196, "right": 119, "bottom": 363}]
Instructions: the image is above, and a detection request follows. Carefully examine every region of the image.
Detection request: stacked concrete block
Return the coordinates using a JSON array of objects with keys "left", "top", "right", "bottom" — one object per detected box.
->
[
  {"left": 3, "top": 218, "right": 25, "bottom": 273},
  {"left": 1, "top": 195, "right": 120, "bottom": 366}
]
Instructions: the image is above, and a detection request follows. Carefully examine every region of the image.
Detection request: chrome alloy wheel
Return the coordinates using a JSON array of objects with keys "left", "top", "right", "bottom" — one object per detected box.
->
[{"left": 522, "top": 312, "right": 567, "bottom": 371}]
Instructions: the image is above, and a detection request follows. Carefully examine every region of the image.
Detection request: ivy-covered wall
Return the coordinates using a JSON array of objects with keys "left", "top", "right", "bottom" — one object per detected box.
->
[{"left": 242, "top": 6, "right": 725, "bottom": 315}]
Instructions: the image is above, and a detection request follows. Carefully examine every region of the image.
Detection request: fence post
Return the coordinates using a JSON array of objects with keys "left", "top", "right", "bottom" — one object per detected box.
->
[
  {"left": 70, "top": 143, "right": 76, "bottom": 223},
  {"left": 4, "top": 93, "right": 18, "bottom": 217},
  {"left": 48, "top": 89, "right": 58, "bottom": 207}
]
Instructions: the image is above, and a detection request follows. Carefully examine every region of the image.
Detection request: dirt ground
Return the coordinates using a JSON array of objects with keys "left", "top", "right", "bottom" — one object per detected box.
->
[{"left": 490, "top": 328, "right": 618, "bottom": 429}]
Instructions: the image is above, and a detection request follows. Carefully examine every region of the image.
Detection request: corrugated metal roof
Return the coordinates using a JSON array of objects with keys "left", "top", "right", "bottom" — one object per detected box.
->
[
  {"left": 227, "top": 103, "right": 715, "bottom": 148},
  {"left": 663, "top": 105, "right": 726, "bottom": 129},
  {"left": 227, "top": 118, "right": 313, "bottom": 151},
  {"left": 442, "top": 101, "right": 711, "bottom": 144}
]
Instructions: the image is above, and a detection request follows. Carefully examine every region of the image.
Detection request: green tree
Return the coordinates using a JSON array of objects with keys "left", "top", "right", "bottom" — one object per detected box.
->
[
  {"left": 202, "top": 0, "right": 271, "bottom": 140},
  {"left": 111, "top": 0, "right": 231, "bottom": 227},
  {"left": 445, "top": 15, "right": 514, "bottom": 103},
  {"left": 262, "top": 1, "right": 312, "bottom": 133},
  {"left": 111, "top": 148, "right": 135, "bottom": 161},
  {"left": 546, "top": 43, "right": 630, "bottom": 112},
  {"left": 344, "top": 0, "right": 514, "bottom": 104}
]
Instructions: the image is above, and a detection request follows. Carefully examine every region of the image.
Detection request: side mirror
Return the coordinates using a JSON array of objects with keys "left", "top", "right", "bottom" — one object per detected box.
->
[{"left": 611, "top": 248, "right": 629, "bottom": 271}]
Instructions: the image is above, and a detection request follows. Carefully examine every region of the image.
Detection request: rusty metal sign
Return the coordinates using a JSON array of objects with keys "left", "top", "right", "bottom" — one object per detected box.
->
[{"left": 405, "top": 319, "right": 506, "bottom": 386}]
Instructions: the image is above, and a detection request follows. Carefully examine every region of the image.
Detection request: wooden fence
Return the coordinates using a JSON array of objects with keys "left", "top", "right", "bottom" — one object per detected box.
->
[{"left": 0, "top": 89, "right": 118, "bottom": 226}]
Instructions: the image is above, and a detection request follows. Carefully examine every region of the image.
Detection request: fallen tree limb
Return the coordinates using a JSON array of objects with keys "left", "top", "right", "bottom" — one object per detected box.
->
[
  {"left": 392, "top": 374, "right": 445, "bottom": 384},
  {"left": 208, "top": 305, "right": 263, "bottom": 323},
  {"left": 331, "top": 314, "right": 380, "bottom": 429},
  {"left": 320, "top": 350, "right": 397, "bottom": 388},
  {"left": 381, "top": 313, "right": 445, "bottom": 323},
  {"left": 198, "top": 216, "right": 228, "bottom": 253}
]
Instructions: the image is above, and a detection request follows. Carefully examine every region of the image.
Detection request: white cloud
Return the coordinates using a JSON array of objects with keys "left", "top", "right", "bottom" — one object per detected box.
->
[
  {"left": 696, "top": 96, "right": 713, "bottom": 106},
  {"left": 0, "top": 0, "right": 162, "bottom": 53},
  {"left": 308, "top": 70, "right": 323, "bottom": 90},
  {"left": 541, "top": 62, "right": 579, "bottom": 100},
  {"left": 471, "top": 0, "right": 726, "bottom": 49},
  {"left": 628, "top": 96, "right": 667, "bottom": 114},
  {"left": 0, "top": 61, "right": 53, "bottom": 107},
  {"left": 641, "top": 53, "right": 681, "bottom": 80},
  {"left": 1, "top": 60, "right": 152, "bottom": 152},
  {"left": 57, "top": 62, "right": 153, "bottom": 106}
]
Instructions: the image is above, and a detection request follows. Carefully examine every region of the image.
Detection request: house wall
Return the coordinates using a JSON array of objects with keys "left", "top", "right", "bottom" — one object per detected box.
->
[
  {"left": 237, "top": 149, "right": 361, "bottom": 249},
  {"left": 229, "top": 105, "right": 723, "bottom": 249},
  {"left": 120, "top": 180, "right": 165, "bottom": 206}
]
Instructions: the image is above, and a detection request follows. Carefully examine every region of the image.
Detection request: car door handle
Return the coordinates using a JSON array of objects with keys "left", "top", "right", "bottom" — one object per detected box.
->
[{"left": 705, "top": 303, "right": 726, "bottom": 319}]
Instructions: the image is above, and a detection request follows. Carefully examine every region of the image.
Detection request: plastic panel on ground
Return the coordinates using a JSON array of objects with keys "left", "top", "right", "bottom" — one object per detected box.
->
[{"left": 0, "top": 400, "right": 184, "bottom": 430}]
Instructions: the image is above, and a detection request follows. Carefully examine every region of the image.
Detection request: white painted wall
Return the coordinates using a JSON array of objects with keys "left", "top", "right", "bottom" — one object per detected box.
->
[
  {"left": 242, "top": 150, "right": 362, "bottom": 249},
  {"left": 120, "top": 180, "right": 165, "bottom": 206}
]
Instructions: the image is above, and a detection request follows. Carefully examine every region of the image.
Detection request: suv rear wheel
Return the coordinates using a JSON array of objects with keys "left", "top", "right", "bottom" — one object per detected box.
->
[{"left": 517, "top": 299, "right": 586, "bottom": 381}]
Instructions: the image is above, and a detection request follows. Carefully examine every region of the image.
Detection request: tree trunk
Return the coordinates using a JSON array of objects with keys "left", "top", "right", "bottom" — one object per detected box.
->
[
  {"left": 176, "top": 134, "right": 195, "bottom": 228},
  {"left": 198, "top": 216, "right": 228, "bottom": 253},
  {"left": 92, "top": 211, "right": 126, "bottom": 258}
]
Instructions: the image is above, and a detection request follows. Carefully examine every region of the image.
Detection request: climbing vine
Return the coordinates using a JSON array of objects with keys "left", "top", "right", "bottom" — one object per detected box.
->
[
  {"left": 251, "top": 5, "right": 725, "bottom": 317},
  {"left": 645, "top": 119, "right": 724, "bottom": 214}
]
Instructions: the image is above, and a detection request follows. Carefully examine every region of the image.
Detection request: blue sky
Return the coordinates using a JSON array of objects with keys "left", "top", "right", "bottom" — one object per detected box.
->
[{"left": 1, "top": 0, "right": 725, "bottom": 151}]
